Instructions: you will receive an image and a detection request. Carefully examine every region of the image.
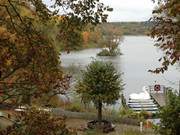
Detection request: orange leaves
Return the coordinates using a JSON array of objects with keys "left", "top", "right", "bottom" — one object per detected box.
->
[
  {"left": 57, "top": 15, "right": 67, "bottom": 22},
  {"left": 82, "top": 31, "right": 90, "bottom": 45},
  {"left": 0, "top": 27, "right": 18, "bottom": 44},
  {"left": 0, "top": 27, "right": 11, "bottom": 39},
  {"left": 5, "top": 59, "right": 12, "bottom": 66}
]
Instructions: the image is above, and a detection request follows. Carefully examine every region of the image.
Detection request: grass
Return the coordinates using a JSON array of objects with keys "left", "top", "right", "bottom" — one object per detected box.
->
[
  {"left": 83, "top": 129, "right": 150, "bottom": 135},
  {"left": 66, "top": 118, "right": 155, "bottom": 135},
  {"left": 65, "top": 102, "right": 84, "bottom": 112},
  {"left": 82, "top": 126, "right": 154, "bottom": 135}
]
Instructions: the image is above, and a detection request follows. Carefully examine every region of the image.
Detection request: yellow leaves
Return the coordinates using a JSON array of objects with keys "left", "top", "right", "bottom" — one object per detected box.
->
[
  {"left": 5, "top": 59, "right": 12, "bottom": 66},
  {"left": 57, "top": 15, "right": 67, "bottom": 22},
  {"left": 0, "top": 27, "right": 9, "bottom": 38},
  {"left": 9, "top": 33, "right": 18, "bottom": 43},
  {"left": 20, "top": 6, "right": 35, "bottom": 18},
  {"left": 0, "top": 27, "right": 17, "bottom": 43}
]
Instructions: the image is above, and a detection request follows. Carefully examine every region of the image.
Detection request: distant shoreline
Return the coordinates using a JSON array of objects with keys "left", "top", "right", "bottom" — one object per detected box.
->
[{"left": 108, "top": 21, "right": 151, "bottom": 36}]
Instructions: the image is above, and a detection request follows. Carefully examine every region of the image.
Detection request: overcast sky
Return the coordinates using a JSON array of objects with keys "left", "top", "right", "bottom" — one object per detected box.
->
[
  {"left": 102, "top": 0, "right": 155, "bottom": 22},
  {"left": 43, "top": 0, "right": 155, "bottom": 22}
]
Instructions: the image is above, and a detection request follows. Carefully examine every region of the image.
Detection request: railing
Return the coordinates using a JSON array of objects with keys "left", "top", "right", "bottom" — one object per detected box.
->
[{"left": 148, "top": 85, "right": 166, "bottom": 94}]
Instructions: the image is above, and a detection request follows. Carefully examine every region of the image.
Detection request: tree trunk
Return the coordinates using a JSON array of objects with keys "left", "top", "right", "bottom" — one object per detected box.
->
[{"left": 97, "top": 100, "right": 102, "bottom": 124}]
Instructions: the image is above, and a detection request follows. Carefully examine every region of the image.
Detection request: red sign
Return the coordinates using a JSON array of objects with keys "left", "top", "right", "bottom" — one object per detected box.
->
[{"left": 154, "top": 84, "right": 161, "bottom": 91}]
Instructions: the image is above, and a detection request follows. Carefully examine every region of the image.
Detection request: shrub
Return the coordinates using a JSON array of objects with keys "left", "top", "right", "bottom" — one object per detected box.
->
[
  {"left": 97, "top": 48, "right": 121, "bottom": 56},
  {"left": 0, "top": 107, "right": 75, "bottom": 135},
  {"left": 66, "top": 102, "right": 83, "bottom": 112},
  {"left": 156, "top": 91, "right": 180, "bottom": 135}
]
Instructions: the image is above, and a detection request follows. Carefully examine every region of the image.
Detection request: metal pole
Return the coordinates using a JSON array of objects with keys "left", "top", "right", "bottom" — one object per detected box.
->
[{"left": 140, "top": 122, "right": 143, "bottom": 132}]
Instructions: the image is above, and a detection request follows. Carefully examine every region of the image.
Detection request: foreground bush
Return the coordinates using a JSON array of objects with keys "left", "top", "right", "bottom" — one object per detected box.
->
[
  {"left": 155, "top": 91, "right": 180, "bottom": 135},
  {"left": 0, "top": 107, "right": 76, "bottom": 135}
]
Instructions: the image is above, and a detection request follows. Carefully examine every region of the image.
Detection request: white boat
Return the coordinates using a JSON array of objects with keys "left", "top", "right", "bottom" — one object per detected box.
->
[
  {"left": 128, "top": 102, "right": 155, "bottom": 105},
  {"left": 127, "top": 86, "right": 159, "bottom": 113},
  {"left": 128, "top": 104, "right": 157, "bottom": 108},
  {"left": 132, "top": 107, "right": 158, "bottom": 111},
  {"left": 128, "top": 99, "right": 154, "bottom": 103}
]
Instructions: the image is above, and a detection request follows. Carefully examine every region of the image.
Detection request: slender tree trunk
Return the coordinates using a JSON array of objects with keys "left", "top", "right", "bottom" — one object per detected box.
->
[{"left": 97, "top": 100, "right": 102, "bottom": 124}]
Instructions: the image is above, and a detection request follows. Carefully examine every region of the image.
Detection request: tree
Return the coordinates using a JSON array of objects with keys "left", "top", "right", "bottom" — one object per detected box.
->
[
  {"left": 150, "top": 0, "right": 180, "bottom": 73},
  {"left": 75, "top": 60, "right": 123, "bottom": 123},
  {"left": 81, "top": 24, "right": 104, "bottom": 48},
  {"left": 156, "top": 91, "right": 180, "bottom": 135},
  {"left": 97, "top": 23, "right": 123, "bottom": 56},
  {"left": 0, "top": 0, "right": 111, "bottom": 105}
]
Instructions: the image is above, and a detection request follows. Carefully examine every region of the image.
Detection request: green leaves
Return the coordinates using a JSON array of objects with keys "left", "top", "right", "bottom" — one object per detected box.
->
[
  {"left": 75, "top": 60, "right": 123, "bottom": 122},
  {"left": 157, "top": 91, "right": 180, "bottom": 135},
  {"left": 75, "top": 60, "right": 123, "bottom": 105},
  {"left": 53, "top": 0, "right": 112, "bottom": 25}
]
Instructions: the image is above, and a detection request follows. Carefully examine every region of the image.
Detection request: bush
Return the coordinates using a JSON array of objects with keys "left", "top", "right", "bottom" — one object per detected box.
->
[
  {"left": 0, "top": 107, "right": 75, "bottom": 135},
  {"left": 156, "top": 91, "right": 180, "bottom": 135},
  {"left": 65, "top": 102, "right": 83, "bottom": 112},
  {"left": 32, "top": 95, "right": 65, "bottom": 108},
  {"left": 97, "top": 48, "right": 121, "bottom": 56},
  {"left": 97, "top": 49, "right": 111, "bottom": 56},
  {"left": 119, "top": 107, "right": 152, "bottom": 121},
  {"left": 119, "top": 107, "right": 138, "bottom": 119}
]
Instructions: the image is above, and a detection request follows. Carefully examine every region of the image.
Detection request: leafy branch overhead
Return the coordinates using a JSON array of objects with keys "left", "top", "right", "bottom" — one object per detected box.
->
[
  {"left": 149, "top": 0, "right": 180, "bottom": 73},
  {"left": 0, "top": 0, "right": 112, "bottom": 104},
  {"left": 52, "top": 0, "right": 112, "bottom": 24}
]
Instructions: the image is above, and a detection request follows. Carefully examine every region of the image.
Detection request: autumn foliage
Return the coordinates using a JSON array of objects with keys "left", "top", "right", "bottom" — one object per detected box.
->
[
  {"left": 150, "top": 0, "right": 180, "bottom": 73},
  {"left": 0, "top": 107, "right": 76, "bottom": 135},
  {"left": 0, "top": 0, "right": 112, "bottom": 105},
  {"left": 0, "top": 0, "right": 112, "bottom": 134}
]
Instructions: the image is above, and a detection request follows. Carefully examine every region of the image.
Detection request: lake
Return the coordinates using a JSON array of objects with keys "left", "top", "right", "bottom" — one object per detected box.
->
[{"left": 61, "top": 36, "right": 180, "bottom": 100}]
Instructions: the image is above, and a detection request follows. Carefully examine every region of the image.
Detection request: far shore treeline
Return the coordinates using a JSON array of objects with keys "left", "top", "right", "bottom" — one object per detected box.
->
[
  {"left": 59, "top": 21, "right": 151, "bottom": 51},
  {"left": 110, "top": 21, "right": 151, "bottom": 35}
]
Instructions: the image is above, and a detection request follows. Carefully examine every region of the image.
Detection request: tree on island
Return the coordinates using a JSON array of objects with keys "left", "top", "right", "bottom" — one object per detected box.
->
[
  {"left": 97, "top": 24, "right": 123, "bottom": 56},
  {"left": 75, "top": 60, "right": 123, "bottom": 124}
]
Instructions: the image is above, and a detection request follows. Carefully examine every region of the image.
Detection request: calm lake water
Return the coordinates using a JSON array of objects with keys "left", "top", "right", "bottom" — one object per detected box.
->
[{"left": 61, "top": 36, "right": 180, "bottom": 99}]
